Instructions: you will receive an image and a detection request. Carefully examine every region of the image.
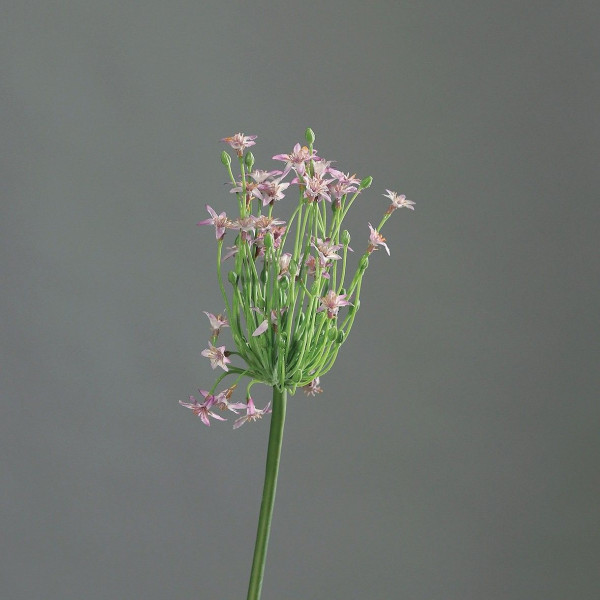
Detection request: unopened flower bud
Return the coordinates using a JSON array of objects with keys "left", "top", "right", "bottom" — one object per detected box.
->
[
  {"left": 263, "top": 232, "right": 273, "bottom": 249},
  {"left": 260, "top": 269, "right": 269, "bottom": 284},
  {"left": 359, "top": 255, "right": 369, "bottom": 271},
  {"left": 305, "top": 127, "right": 315, "bottom": 145},
  {"left": 341, "top": 230, "right": 351, "bottom": 246},
  {"left": 359, "top": 176, "right": 373, "bottom": 189},
  {"left": 336, "top": 330, "right": 345, "bottom": 344},
  {"left": 327, "top": 326, "right": 338, "bottom": 341},
  {"left": 244, "top": 151, "right": 255, "bottom": 170},
  {"left": 279, "top": 277, "right": 289, "bottom": 290},
  {"left": 228, "top": 271, "right": 238, "bottom": 285},
  {"left": 221, "top": 150, "right": 232, "bottom": 166}
]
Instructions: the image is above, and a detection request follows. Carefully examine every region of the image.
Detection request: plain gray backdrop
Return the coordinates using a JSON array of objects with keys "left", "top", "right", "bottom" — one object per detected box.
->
[{"left": 2, "top": 1, "right": 599, "bottom": 599}]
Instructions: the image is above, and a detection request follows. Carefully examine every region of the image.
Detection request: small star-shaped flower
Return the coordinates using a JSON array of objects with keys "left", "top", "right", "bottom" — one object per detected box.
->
[{"left": 201, "top": 342, "right": 231, "bottom": 371}]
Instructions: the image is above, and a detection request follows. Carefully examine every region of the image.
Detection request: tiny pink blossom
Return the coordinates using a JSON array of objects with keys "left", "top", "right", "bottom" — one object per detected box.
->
[
  {"left": 302, "top": 377, "right": 323, "bottom": 396},
  {"left": 212, "top": 389, "right": 247, "bottom": 414},
  {"left": 303, "top": 174, "right": 334, "bottom": 203},
  {"left": 221, "top": 133, "right": 257, "bottom": 156},
  {"left": 318, "top": 290, "right": 352, "bottom": 319},
  {"left": 204, "top": 311, "right": 229, "bottom": 338},
  {"left": 367, "top": 223, "right": 390, "bottom": 256},
  {"left": 311, "top": 237, "right": 344, "bottom": 263},
  {"left": 383, "top": 189, "right": 415, "bottom": 212},
  {"left": 272, "top": 143, "right": 319, "bottom": 177},
  {"left": 197, "top": 205, "right": 230, "bottom": 240},
  {"left": 233, "top": 397, "right": 272, "bottom": 429},
  {"left": 255, "top": 179, "right": 290, "bottom": 206},
  {"left": 201, "top": 342, "right": 231, "bottom": 371},
  {"left": 254, "top": 215, "right": 286, "bottom": 232},
  {"left": 179, "top": 392, "right": 227, "bottom": 427}
]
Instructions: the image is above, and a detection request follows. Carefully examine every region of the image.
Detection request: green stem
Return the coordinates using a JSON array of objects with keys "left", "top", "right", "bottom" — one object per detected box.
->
[{"left": 247, "top": 386, "right": 287, "bottom": 600}]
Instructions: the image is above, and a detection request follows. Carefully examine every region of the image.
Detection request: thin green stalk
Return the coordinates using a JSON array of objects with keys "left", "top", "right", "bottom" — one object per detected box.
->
[{"left": 247, "top": 386, "right": 287, "bottom": 600}]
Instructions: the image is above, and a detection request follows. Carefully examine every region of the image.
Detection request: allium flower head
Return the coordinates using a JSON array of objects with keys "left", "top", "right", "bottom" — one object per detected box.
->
[{"left": 182, "top": 129, "right": 415, "bottom": 427}]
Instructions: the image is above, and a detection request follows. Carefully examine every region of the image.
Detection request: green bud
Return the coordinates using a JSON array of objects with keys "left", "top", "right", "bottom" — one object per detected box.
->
[
  {"left": 279, "top": 277, "right": 289, "bottom": 290},
  {"left": 263, "top": 232, "right": 273, "bottom": 249},
  {"left": 359, "top": 175, "right": 373, "bottom": 189},
  {"left": 359, "top": 255, "right": 369, "bottom": 271},
  {"left": 221, "top": 150, "right": 232, "bottom": 166},
  {"left": 305, "top": 127, "right": 315, "bottom": 145},
  {"left": 339, "top": 287, "right": 347, "bottom": 296},
  {"left": 337, "top": 330, "right": 345, "bottom": 343},
  {"left": 228, "top": 271, "right": 238, "bottom": 285},
  {"left": 341, "top": 230, "right": 351, "bottom": 246},
  {"left": 244, "top": 151, "right": 255, "bottom": 170},
  {"left": 327, "top": 326, "right": 338, "bottom": 341},
  {"left": 260, "top": 269, "right": 269, "bottom": 284}
]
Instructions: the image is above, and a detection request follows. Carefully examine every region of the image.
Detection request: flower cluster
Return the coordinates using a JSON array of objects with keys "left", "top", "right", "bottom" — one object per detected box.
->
[{"left": 181, "top": 129, "right": 414, "bottom": 427}]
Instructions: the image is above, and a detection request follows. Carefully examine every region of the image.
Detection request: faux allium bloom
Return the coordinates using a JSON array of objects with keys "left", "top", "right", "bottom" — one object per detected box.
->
[
  {"left": 197, "top": 205, "right": 230, "bottom": 240},
  {"left": 221, "top": 132, "right": 257, "bottom": 156},
  {"left": 233, "top": 398, "right": 272, "bottom": 429},
  {"left": 179, "top": 393, "right": 226, "bottom": 426},
  {"left": 204, "top": 311, "right": 229, "bottom": 338},
  {"left": 383, "top": 189, "right": 415, "bottom": 211},
  {"left": 272, "top": 143, "right": 319, "bottom": 176},
  {"left": 367, "top": 223, "right": 390, "bottom": 256},
  {"left": 201, "top": 342, "right": 231, "bottom": 371},
  {"left": 318, "top": 290, "right": 352, "bottom": 319},
  {"left": 302, "top": 377, "right": 323, "bottom": 396}
]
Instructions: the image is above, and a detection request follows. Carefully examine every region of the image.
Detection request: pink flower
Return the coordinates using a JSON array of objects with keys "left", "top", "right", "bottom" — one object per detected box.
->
[
  {"left": 302, "top": 377, "right": 323, "bottom": 396},
  {"left": 233, "top": 397, "right": 272, "bottom": 429},
  {"left": 367, "top": 223, "right": 390, "bottom": 256},
  {"left": 328, "top": 171, "right": 361, "bottom": 201},
  {"left": 221, "top": 133, "right": 257, "bottom": 156},
  {"left": 303, "top": 174, "right": 334, "bottom": 203},
  {"left": 272, "top": 143, "right": 319, "bottom": 176},
  {"left": 311, "top": 237, "right": 344, "bottom": 264},
  {"left": 201, "top": 342, "right": 231, "bottom": 371},
  {"left": 212, "top": 388, "right": 247, "bottom": 414},
  {"left": 197, "top": 205, "right": 230, "bottom": 240},
  {"left": 383, "top": 189, "right": 415, "bottom": 212},
  {"left": 253, "top": 215, "right": 286, "bottom": 232},
  {"left": 204, "top": 311, "right": 229, "bottom": 338},
  {"left": 255, "top": 179, "right": 290, "bottom": 206},
  {"left": 317, "top": 290, "right": 352, "bottom": 319},
  {"left": 179, "top": 392, "right": 227, "bottom": 427}
]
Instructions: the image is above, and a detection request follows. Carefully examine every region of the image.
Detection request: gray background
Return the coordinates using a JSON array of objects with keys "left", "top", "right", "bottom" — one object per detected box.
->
[{"left": 2, "top": 1, "right": 599, "bottom": 599}]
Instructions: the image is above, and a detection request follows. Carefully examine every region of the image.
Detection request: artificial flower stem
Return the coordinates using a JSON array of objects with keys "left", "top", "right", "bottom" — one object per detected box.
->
[{"left": 247, "top": 386, "right": 287, "bottom": 600}]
